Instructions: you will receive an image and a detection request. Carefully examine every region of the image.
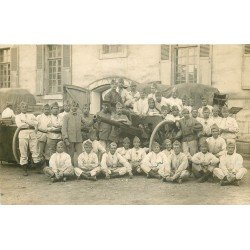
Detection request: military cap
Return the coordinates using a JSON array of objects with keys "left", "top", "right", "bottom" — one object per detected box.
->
[
  {"left": 57, "top": 141, "right": 65, "bottom": 147},
  {"left": 164, "top": 139, "right": 172, "bottom": 145},
  {"left": 83, "top": 140, "right": 93, "bottom": 147},
  {"left": 173, "top": 140, "right": 181, "bottom": 146},
  {"left": 51, "top": 102, "right": 59, "bottom": 108},
  {"left": 123, "top": 137, "right": 131, "bottom": 143},
  {"left": 171, "top": 105, "right": 179, "bottom": 111},
  {"left": 133, "top": 136, "right": 140, "bottom": 143},
  {"left": 152, "top": 141, "right": 160, "bottom": 148},
  {"left": 110, "top": 142, "right": 118, "bottom": 148},
  {"left": 116, "top": 102, "right": 123, "bottom": 108},
  {"left": 211, "top": 123, "right": 219, "bottom": 131}
]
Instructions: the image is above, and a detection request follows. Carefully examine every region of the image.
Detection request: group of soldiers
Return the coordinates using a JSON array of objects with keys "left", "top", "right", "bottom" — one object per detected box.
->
[{"left": 1, "top": 78, "right": 247, "bottom": 186}]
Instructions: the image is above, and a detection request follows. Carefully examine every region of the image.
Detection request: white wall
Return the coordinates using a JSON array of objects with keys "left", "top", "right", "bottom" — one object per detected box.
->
[{"left": 71, "top": 45, "right": 161, "bottom": 87}]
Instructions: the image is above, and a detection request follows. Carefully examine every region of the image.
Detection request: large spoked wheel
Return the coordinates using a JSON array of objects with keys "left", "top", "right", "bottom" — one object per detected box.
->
[
  {"left": 149, "top": 120, "right": 174, "bottom": 152},
  {"left": 12, "top": 127, "right": 22, "bottom": 163}
]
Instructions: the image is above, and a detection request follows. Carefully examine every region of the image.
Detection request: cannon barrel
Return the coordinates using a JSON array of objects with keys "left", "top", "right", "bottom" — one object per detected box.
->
[{"left": 95, "top": 115, "right": 142, "bottom": 137}]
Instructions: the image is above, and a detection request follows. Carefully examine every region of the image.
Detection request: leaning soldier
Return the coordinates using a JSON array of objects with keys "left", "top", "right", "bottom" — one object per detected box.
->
[
  {"left": 100, "top": 142, "right": 133, "bottom": 179},
  {"left": 15, "top": 101, "right": 44, "bottom": 176}
]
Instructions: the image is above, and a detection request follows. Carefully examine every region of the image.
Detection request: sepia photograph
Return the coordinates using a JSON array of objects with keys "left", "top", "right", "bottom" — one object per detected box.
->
[{"left": 0, "top": 44, "right": 250, "bottom": 205}]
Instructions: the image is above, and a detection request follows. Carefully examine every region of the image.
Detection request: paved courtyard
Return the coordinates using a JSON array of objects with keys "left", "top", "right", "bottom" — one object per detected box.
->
[{"left": 1, "top": 160, "right": 250, "bottom": 205}]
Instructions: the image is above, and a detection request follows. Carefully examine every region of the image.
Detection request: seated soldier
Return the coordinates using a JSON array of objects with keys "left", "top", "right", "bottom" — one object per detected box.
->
[
  {"left": 161, "top": 139, "right": 174, "bottom": 157},
  {"left": 191, "top": 140, "right": 219, "bottom": 182},
  {"left": 117, "top": 137, "right": 131, "bottom": 157},
  {"left": 198, "top": 96, "right": 213, "bottom": 118},
  {"left": 171, "top": 105, "right": 181, "bottom": 121},
  {"left": 124, "top": 81, "right": 140, "bottom": 108},
  {"left": 125, "top": 136, "right": 146, "bottom": 174},
  {"left": 213, "top": 140, "right": 247, "bottom": 186},
  {"left": 146, "top": 98, "right": 161, "bottom": 116},
  {"left": 206, "top": 124, "right": 226, "bottom": 158},
  {"left": 109, "top": 102, "right": 132, "bottom": 145},
  {"left": 1, "top": 102, "right": 15, "bottom": 119},
  {"left": 43, "top": 141, "right": 75, "bottom": 182},
  {"left": 58, "top": 100, "right": 71, "bottom": 119},
  {"left": 101, "top": 142, "right": 133, "bottom": 179},
  {"left": 75, "top": 140, "right": 100, "bottom": 181},
  {"left": 220, "top": 106, "right": 239, "bottom": 141},
  {"left": 197, "top": 107, "right": 214, "bottom": 139},
  {"left": 82, "top": 129, "right": 106, "bottom": 162},
  {"left": 141, "top": 141, "right": 169, "bottom": 179},
  {"left": 161, "top": 105, "right": 175, "bottom": 122},
  {"left": 133, "top": 88, "right": 149, "bottom": 116},
  {"left": 162, "top": 140, "right": 189, "bottom": 184},
  {"left": 155, "top": 91, "right": 169, "bottom": 111}
]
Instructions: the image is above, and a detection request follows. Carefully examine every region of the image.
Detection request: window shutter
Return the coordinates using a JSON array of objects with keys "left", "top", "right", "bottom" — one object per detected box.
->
[
  {"left": 62, "top": 45, "right": 71, "bottom": 85},
  {"left": 160, "top": 45, "right": 172, "bottom": 85},
  {"left": 161, "top": 45, "right": 170, "bottom": 60},
  {"left": 199, "top": 44, "right": 211, "bottom": 85},
  {"left": 242, "top": 45, "right": 250, "bottom": 89},
  {"left": 10, "top": 46, "right": 19, "bottom": 87},
  {"left": 36, "top": 45, "right": 44, "bottom": 95}
]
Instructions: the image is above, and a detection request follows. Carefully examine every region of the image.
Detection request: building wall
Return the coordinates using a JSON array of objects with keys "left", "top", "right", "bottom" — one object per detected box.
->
[{"left": 71, "top": 45, "right": 161, "bottom": 87}]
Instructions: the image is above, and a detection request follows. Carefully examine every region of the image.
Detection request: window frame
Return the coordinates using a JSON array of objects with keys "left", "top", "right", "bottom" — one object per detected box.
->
[
  {"left": 99, "top": 45, "right": 128, "bottom": 59},
  {"left": 0, "top": 48, "right": 11, "bottom": 88}
]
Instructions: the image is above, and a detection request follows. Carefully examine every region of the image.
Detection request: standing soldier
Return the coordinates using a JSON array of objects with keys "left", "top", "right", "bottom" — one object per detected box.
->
[
  {"left": 104, "top": 79, "right": 123, "bottom": 112},
  {"left": 96, "top": 100, "right": 112, "bottom": 149},
  {"left": 46, "top": 102, "right": 63, "bottom": 160},
  {"left": 62, "top": 101, "right": 86, "bottom": 166},
  {"left": 58, "top": 100, "right": 71, "bottom": 119},
  {"left": 124, "top": 81, "right": 140, "bottom": 108},
  {"left": 36, "top": 104, "right": 51, "bottom": 159},
  {"left": 177, "top": 108, "right": 202, "bottom": 159},
  {"left": 15, "top": 101, "right": 43, "bottom": 176},
  {"left": 133, "top": 89, "right": 149, "bottom": 116},
  {"left": 82, "top": 104, "right": 94, "bottom": 141}
]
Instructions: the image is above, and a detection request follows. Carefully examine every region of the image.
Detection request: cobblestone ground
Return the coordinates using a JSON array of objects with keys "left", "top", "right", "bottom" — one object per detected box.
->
[{"left": 1, "top": 160, "right": 250, "bottom": 205}]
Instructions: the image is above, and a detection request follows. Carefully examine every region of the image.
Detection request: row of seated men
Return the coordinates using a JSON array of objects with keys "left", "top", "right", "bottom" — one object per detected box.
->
[{"left": 43, "top": 134, "right": 246, "bottom": 187}]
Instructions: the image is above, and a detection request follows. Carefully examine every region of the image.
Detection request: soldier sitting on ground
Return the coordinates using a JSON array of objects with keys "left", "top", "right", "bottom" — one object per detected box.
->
[
  {"left": 43, "top": 141, "right": 75, "bottom": 182},
  {"left": 101, "top": 142, "right": 133, "bottom": 179}
]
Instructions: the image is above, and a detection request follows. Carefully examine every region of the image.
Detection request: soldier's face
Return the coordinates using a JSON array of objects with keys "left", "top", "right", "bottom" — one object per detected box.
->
[
  {"left": 200, "top": 145, "right": 208, "bottom": 154},
  {"left": 123, "top": 142, "right": 130, "bottom": 149},
  {"left": 202, "top": 99, "right": 207, "bottom": 106},
  {"left": 133, "top": 141, "right": 140, "bottom": 148},
  {"left": 84, "top": 145, "right": 92, "bottom": 154},
  {"left": 131, "top": 85, "right": 136, "bottom": 92},
  {"left": 227, "top": 144, "right": 235, "bottom": 155},
  {"left": 43, "top": 107, "right": 50, "bottom": 115},
  {"left": 116, "top": 106, "right": 122, "bottom": 114},
  {"left": 212, "top": 109, "right": 219, "bottom": 117},
  {"left": 162, "top": 109, "right": 169, "bottom": 116},
  {"left": 173, "top": 144, "right": 181, "bottom": 154},
  {"left": 56, "top": 143, "right": 64, "bottom": 153},
  {"left": 71, "top": 106, "right": 78, "bottom": 114},
  {"left": 83, "top": 106, "right": 89, "bottom": 114},
  {"left": 110, "top": 145, "right": 117, "bottom": 154},
  {"left": 153, "top": 145, "right": 161, "bottom": 153},
  {"left": 64, "top": 104, "right": 70, "bottom": 112},
  {"left": 20, "top": 104, "right": 28, "bottom": 113},
  {"left": 165, "top": 142, "right": 172, "bottom": 151},
  {"left": 191, "top": 110, "right": 198, "bottom": 118},
  {"left": 183, "top": 111, "right": 190, "bottom": 119},
  {"left": 211, "top": 129, "right": 219, "bottom": 138},
  {"left": 151, "top": 86, "right": 156, "bottom": 93},
  {"left": 51, "top": 107, "right": 59, "bottom": 115},
  {"left": 203, "top": 110, "right": 210, "bottom": 118},
  {"left": 140, "top": 92, "right": 146, "bottom": 99},
  {"left": 172, "top": 109, "right": 179, "bottom": 116},
  {"left": 222, "top": 110, "right": 229, "bottom": 118}
]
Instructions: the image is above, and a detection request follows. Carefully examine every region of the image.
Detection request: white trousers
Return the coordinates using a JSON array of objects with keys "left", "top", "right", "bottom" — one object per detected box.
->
[
  {"left": 213, "top": 167, "right": 247, "bottom": 180},
  {"left": 141, "top": 163, "right": 166, "bottom": 177},
  {"left": 19, "top": 137, "right": 40, "bottom": 165},
  {"left": 74, "top": 166, "right": 101, "bottom": 177}
]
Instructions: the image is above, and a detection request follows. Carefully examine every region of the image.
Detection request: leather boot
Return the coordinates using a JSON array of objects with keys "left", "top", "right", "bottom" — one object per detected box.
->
[
  {"left": 147, "top": 170, "right": 161, "bottom": 179},
  {"left": 197, "top": 172, "right": 211, "bottom": 183},
  {"left": 110, "top": 172, "right": 121, "bottom": 178},
  {"left": 23, "top": 164, "right": 28, "bottom": 176},
  {"left": 220, "top": 177, "right": 230, "bottom": 186}
]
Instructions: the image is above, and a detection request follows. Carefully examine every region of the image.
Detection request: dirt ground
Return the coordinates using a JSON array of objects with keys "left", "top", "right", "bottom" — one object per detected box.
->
[{"left": 1, "top": 160, "right": 250, "bottom": 205}]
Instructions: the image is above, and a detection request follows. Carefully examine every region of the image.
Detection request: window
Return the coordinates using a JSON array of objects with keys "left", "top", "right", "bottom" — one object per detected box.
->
[
  {"left": 174, "top": 46, "right": 198, "bottom": 84},
  {"left": 100, "top": 45, "right": 127, "bottom": 59},
  {"left": 47, "top": 45, "right": 62, "bottom": 93},
  {"left": 0, "top": 48, "right": 11, "bottom": 88}
]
